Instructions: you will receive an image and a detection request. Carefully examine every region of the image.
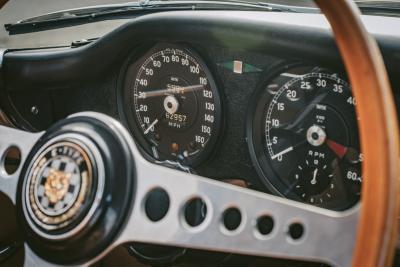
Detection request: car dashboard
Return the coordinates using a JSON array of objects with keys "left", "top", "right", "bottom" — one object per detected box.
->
[{"left": 1, "top": 10, "right": 400, "bottom": 266}]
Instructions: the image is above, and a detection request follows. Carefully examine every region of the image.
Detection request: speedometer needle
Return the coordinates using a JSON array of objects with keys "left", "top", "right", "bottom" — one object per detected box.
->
[
  {"left": 138, "top": 84, "right": 204, "bottom": 99},
  {"left": 144, "top": 119, "right": 159, "bottom": 135},
  {"left": 271, "top": 146, "right": 294, "bottom": 160}
]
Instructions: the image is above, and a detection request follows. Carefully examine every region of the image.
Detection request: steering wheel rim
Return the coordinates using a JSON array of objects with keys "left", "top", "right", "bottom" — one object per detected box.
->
[
  {"left": 0, "top": 1, "right": 398, "bottom": 267},
  {"left": 315, "top": 1, "right": 400, "bottom": 267}
]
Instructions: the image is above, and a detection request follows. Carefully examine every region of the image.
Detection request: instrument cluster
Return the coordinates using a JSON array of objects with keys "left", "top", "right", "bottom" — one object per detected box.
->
[
  {"left": 120, "top": 43, "right": 362, "bottom": 211},
  {"left": 121, "top": 43, "right": 221, "bottom": 166},
  {"left": 247, "top": 66, "right": 361, "bottom": 210}
]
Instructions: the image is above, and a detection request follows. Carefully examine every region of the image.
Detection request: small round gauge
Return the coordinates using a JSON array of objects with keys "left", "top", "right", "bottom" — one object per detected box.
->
[
  {"left": 121, "top": 44, "right": 221, "bottom": 166},
  {"left": 248, "top": 65, "right": 362, "bottom": 210}
]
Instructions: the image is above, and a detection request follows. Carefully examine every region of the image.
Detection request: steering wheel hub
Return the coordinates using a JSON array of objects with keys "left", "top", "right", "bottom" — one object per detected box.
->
[
  {"left": 22, "top": 135, "right": 104, "bottom": 240},
  {"left": 14, "top": 116, "right": 135, "bottom": 265}
]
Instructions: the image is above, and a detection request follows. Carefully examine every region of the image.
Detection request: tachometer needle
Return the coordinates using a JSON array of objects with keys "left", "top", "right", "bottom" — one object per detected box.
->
[
  {"left": 144, "top": 119, "right": 159, "bottom": 135},
  {"left": 138, "top": 84, "right": 204, "bottom": 99},
  {"left": 326, "top": 139, "right": 347, "bottom": 159},
  {"left": 271, "top": 146, "right": 294, "bottom": 160}
]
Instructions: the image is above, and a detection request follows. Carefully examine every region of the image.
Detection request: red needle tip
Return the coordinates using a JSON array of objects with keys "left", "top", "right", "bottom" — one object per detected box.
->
[{"left": 326, "top": 139, "right": 348, "bottom": 159}]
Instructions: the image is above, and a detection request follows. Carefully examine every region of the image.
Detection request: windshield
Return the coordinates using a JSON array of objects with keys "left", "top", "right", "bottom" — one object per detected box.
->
[{"left": 0, "top": 0, "right": 397, "bottom": 49}]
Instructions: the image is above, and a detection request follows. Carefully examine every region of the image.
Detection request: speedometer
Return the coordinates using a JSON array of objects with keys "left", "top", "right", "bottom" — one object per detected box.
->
[
  {"left": 121, "top": 44, "right": 221, "bottom": 166},
  {"left": 247, "top": 65, "right": 361, "bottom": 210}
]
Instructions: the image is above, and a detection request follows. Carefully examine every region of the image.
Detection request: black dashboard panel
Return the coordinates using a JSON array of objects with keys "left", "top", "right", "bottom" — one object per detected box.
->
[
  {"left": 1, "top": 11, "right": 342, "bottom": 94},
  {"left": 1, "top": 10, "right": 400, "bottom": 208}
]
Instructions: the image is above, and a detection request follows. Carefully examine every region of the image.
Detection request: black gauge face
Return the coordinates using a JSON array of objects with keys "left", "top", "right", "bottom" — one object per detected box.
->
[
  {"left": 122, "top": 44, "right": 221, "bottom": 165},
  {"left": 248, "top": 65, "right": 362, "bottom": 210}
]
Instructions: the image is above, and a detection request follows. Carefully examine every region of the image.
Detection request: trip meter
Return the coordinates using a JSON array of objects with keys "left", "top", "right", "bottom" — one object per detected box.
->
[
  {"left": 121, "top": 44, "right": 221, "bottom": 166},
  {"left": 247, "top": 65, "right": 361, "bottom": 210}
]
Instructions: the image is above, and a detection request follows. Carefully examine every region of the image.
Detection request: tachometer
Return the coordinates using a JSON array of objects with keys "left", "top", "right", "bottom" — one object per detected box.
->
[
  {"left": 121, "top": 44, "right": 221, "bottom": 166},
  {"left": 248, "top": 65, "right": 361, "bottom": 210}
]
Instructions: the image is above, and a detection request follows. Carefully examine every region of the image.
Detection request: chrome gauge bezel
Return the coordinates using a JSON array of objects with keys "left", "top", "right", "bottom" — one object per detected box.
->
[
  {"left": 246, "top": 62, "right": 361, "bottom": 211},
  {"left": 118, "top": 43, "right": 223, "bottom": 167}
]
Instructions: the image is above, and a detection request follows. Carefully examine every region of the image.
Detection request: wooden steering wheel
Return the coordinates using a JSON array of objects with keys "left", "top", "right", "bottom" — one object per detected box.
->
[
  {"left": 316, "top": 1, "right": 399, "bottom": 267},
  {"left": 0, "top": 1, "right": 398, "bottom": 267}
]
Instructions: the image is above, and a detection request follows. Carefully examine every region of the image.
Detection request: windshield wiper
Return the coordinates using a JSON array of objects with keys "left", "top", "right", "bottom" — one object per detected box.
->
[
  {"left": 4, "top": 0, "right": 309, "bottom": 35},
  {"left": 355, "top": 0, "right": 400, "bottom": 17}
]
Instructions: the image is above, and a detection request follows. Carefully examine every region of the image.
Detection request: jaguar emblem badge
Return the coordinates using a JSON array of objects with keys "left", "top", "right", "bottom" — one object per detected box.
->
[
  {"left": 44, "top": 169, "right": 71, "bottom": 204},
  {"left": 23, "top": 140, "right": 95, "bottom": 234}
]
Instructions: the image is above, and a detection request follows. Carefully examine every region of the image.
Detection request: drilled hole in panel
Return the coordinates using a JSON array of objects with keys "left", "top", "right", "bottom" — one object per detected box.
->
[
  {"left": 144, "top": 188, "right": 170, "bottom": 222},
  {"left": 184, "top": 197, "right": 207, "bottom": 227},
  {"left": 256, "top": 215, "right": 274, "bottom": 235},
  {"left": 288, "top": 222, "right": 304, "bottom": 240},
  {"left": 2, "top": 146, "right": 21, "bottom": 175},
  {"left": 222, "top": 207, "right": 242, "bottom": 231}
]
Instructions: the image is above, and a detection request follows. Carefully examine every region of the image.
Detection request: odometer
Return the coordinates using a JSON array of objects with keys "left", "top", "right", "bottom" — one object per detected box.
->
[
  {"left": 121, "top": 44, "right": 221, "bottom": 166},
  {"left": 248, "top": 65, "right": 361, "bottom": 210}
]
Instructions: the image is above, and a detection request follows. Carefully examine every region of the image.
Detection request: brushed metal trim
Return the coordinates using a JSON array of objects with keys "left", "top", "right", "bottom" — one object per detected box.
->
[
  {"left": 0, "top": 125, "right": 42, "bottom": 204},
  {"left": 76, "top": 112, "right": 359, "bottom": 267},
  {"left": 0, "top": 112, "right": 361, "bottom": 267}
]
